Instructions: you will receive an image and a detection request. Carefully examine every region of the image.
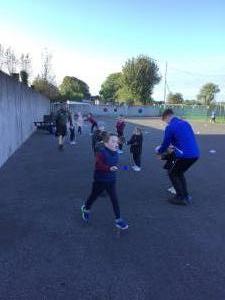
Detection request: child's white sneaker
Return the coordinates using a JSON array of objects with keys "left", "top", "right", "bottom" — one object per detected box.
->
[
  {"left": 133, "top": 166, "right": 141, "bottom": 172},
  {"left": 168, "top": 186, "right": 176, "bottom": 194}
]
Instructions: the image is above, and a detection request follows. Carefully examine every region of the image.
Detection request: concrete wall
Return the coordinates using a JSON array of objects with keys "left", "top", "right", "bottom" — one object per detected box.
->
[{"left": 0, "top": 71, "right": 50, "bottom": 168}]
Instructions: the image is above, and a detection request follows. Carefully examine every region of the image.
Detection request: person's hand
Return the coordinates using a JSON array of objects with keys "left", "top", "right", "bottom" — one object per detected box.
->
[
  {"left": 168, "top": 146, "right": 174, "bottom": 154},
  {"left": 155, "top": 145, "right": 161, "bottom": 153},
  {"left": 156, "top": 154, "right": 162, "bottom": 160},
  {"left": 110, "top": 166, "right": 118, "bottom": 172}
]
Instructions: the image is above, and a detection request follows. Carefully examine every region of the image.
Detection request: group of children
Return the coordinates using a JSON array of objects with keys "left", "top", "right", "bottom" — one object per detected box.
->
[
  {"left": 55, "top": 106, "right": 143, "bottom": 230},
  {"left": 81, "top": 115, "right": 144, "bottom": 231},
  {"left": 54, "top": 106, "right": 199, "bottom": 230},
  {"left": 55, "top": 109, "right": 98, "bottom": 149}
]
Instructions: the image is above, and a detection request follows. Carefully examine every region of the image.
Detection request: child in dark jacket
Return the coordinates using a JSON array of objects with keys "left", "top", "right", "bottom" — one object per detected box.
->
[
  {"left": 127, "top": 127, "right": 143, "bottom": 172},
  {"left": 116, "top": 115, "right": 126, "bottom": 153},
  {"left": 81, "top": 133, "right": 128, "bottom": 230}
]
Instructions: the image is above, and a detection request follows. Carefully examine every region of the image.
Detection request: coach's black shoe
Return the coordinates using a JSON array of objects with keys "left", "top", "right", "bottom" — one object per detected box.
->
[
  {"left": 58, "top": 144, "right": 64, "bottom": 151},
  {"left": 168, "top": 196, "right": 189, "bottom": 206}
]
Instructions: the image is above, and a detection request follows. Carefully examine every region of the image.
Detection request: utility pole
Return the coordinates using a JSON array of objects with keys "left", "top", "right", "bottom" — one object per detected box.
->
[{"left": 163, "top": 61, "right": 168, "bottom": 104}]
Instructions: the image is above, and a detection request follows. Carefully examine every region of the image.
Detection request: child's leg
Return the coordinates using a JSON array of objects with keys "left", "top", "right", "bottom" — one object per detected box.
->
[
  {"left": 59, "top": 135, "right": 63, "bottom": 145},
  {"left": 91, "top": 123, "right": 96, "bottom": 133},
  {"left": 70, "top": 128, "right": 75, "bottom": 141},
  {"left": 133, "top": 152, "right": 141, "bottom": 167},
  {"left": 118, "top": 134, "right": 123, "bottom": 150},
  {"left": 105, "top": 183, "right": 121, "bottom": 219},
  {"left": 85, "top": 182, "right": 105, "bottom": 210}
]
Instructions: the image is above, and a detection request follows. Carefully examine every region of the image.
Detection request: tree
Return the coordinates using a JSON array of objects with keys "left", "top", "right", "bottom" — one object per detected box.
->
[
  {"left": 59, "top": 76, "right": 90, "bottom": 101},
  {"left": 122, "top": 55, "right": 161, "bottom": 104},
  {"left": 0, "top": 44, "right": 4, "bottom": 71},
  {"left": 20, "top": 53, "right": 32, "bottom": 76},
  {"left": 197, "top": 83, "right": 220, "bottom": 105},
  {"left": 99, "top": 73, "right": 122, "bottom": 101},
  {"left": 4, "top": 47, "right": 18, "bottom": 74},
  {"left": 20, "top": 70, "right": 29, "bottom": 85},
  {"left": 41, "top": 48, "right": 55, "bottom": 83},
  {"left": 167, "top": 92, "right": 184, "bottom": 104},
  {"left": 32, "top": 76, "right": 60, "bottom": 100},
  {"left": 116, "top": 85, "right": 134, "bottom": 104}
]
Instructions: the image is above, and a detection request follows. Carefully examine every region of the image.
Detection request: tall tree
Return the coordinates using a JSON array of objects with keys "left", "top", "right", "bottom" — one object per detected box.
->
[
  {"left": 4, "top": 47, "right": 18, "bottom": 74},
  {"left": 59, "top": 76, "right": 90, "bottom": 101},
  {"left": 32, "top": 76, "right": 60, "bottom": 100},
  {"left": 167, "top": 92, "right": 184, "bottom": 104},
  {"left": 20, "top": 53, "right": 32, "bottom": 75},
  {"left": 0, "top": 44, "right": 5, "bottom": 71},
  {"left": 197, "top": 83, "right": 220, "bottom": 105},
  {"left": 99, "top": 72, "right": 122, "bottom": 101},
  {"left": 41, "top": 48, "right": 55, "bottom": 83},
  {"left": 122, "top": 55, "right": 161, "bottom": 104}
]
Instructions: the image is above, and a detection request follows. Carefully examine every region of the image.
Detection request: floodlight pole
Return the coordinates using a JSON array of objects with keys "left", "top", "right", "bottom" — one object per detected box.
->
[{"left": 163, "top": 61, "right": 168, "bottom": 104}]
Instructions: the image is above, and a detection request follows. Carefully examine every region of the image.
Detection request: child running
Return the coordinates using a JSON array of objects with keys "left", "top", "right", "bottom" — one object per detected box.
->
[
  {"left": 81, "top": 133, "right": 128, "bottom": 230},
  {"left": 127, "top": 127, "right": 143, "bottom": 171},
  {"left": 116, "top": 115, "right": 126, "bottom": 154},
  {"left": 77, "top": 112, "right": 84, "bottom": 135}
]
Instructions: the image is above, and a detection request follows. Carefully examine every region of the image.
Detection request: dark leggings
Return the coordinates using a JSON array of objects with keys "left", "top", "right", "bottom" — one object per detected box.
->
[
  {"left": 168, "top": 158, "right": 198, "bottom": 200},
  {"left": 70, "top": 128, "right": 75, "bottom": 141},
  {"left": 78, "top": 126, "right": 82, "bottom": 135},
  {"left": 85, "top": 181, "right": 120, "bottom": 219},
  {"left": 117, "top": 132, "right": 124, "bottom": 150},
  {"left": 91, "top": 122, "right": 98, "bottom": 133},
  {"left": 132, "top": 152, "right": 141, "bottom": 167}
]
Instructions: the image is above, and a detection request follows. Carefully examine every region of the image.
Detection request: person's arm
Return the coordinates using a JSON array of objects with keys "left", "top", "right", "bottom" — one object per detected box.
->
[
  {"left": 157, "top": 126, "right": 173, "bottom": 154},
  {"left": 127, "top": 135, "right": 135, "bottom": 145},
  {"left": 95, "top": 152, "right": 110, "bottom": 172}
]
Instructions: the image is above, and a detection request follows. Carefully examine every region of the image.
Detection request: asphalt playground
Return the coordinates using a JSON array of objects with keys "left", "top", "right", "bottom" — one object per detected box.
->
[{"left": 0, "top": 117, "right": 225, "bottom": 300}]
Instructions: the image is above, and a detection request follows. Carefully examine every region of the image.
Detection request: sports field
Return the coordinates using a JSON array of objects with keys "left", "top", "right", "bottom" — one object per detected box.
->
[{"left": 0, "top": 117, "right": 225, "bottom": 299}]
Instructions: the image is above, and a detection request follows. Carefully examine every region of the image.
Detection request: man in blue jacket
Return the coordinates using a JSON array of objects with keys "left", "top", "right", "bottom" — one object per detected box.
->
[{"left": 156, "top": 109, "right": 200, "bottom": 205}]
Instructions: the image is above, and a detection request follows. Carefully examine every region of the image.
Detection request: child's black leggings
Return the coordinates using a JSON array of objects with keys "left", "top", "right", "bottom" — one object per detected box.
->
[
  {"left": 70, "top": 128, "right": 75, "bottom": 141},
  {"left": 85, "top": 181, "right": 120, "bottom": 219},
  {"left": 91, "top": 122, "right": 98, "bottom": 133},
  {"left": 133, "top": 152, "right": 141, "bottom": 167}
]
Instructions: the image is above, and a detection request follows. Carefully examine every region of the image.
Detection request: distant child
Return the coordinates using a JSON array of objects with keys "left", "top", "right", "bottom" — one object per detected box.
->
[
  {"left": 69, "top": 123, "right": 76, "bottom": 145},
  {"left": 92, "top": 122, "right": 107, "bottom": 154},
  {"left": 116, "top": 115, "right": 126, "bottom": 154},
  {"left": 87, "top": 113, "right": 98, "bottom": 134},
  {"left": 77, "top": 112, "right": 84, "bottom": 135},
  {"left": 81, "top": 133, "right": 128, "bottom": 230},
  {"left": 210, "top": 111, "right": 216, "bottom": 123},
  {"left": 127, "top": 127, "right": 143, "bottom": 171}
]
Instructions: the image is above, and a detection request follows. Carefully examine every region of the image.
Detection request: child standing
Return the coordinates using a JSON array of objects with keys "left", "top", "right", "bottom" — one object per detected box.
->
[
  {"left": 87, "top": 113, "right": 98, "bottom": 134},
  {"left": 69, "top": 123, "right": 76, "bottom": 144},
  {"left": 127, "top": 127, "right": 143, "bottom": 171},
  {"left": 77, "top": 112, "right": 84, "bottom": 135},
  {"left": 116, "top": 115, "right": 126, "bottom": 154},
  {"left": 81, "top": 133, "right": 128, "bottom": 230}
]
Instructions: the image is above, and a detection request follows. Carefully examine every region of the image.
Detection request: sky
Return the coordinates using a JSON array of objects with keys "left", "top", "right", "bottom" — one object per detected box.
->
[{"left": 0, "top": 0, "right": 225, "bottom": 100}]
